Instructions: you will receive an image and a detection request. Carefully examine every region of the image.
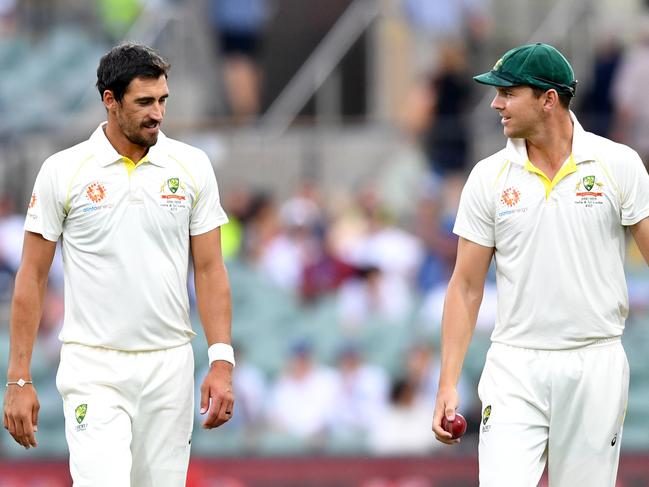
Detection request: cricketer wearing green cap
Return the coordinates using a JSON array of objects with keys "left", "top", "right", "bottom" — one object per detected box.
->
[
  {"left": 432, "top": 42, "right": 649, "bottom": 486},
  {"left": 474, "top": 42, "right": 578, "bottom": 97}
]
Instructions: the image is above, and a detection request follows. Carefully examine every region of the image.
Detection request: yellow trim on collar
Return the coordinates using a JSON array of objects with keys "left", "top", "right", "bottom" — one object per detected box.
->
[
  {"left": 122, "top": 155, "right": 150, "bottom": 177},
  {"left": 524, "top": 154, "right": 577, "bottom": 199}
]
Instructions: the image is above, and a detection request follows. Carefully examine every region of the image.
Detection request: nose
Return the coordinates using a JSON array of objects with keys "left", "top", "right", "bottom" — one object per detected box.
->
[
  {"left": 150, "top": 102, "right": 164, "bottom": 121},
  {"left": 490, "top": 92, "right": 504, "bottom": 111}
]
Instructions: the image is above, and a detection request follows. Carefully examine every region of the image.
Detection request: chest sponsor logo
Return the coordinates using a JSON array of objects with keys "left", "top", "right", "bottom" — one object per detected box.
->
[
  {"left": 501, "top": 187, "right": 520, "bottom": 207},
  {"left": 86, "top": 182, "right": 106, "bottom": 203},
  {"left": 82, "top": 182, "right": 113, "bottom": 213},
  {"left": 498, "top": 186, "right": 527, "bottom": 217},
  {"left": 160, "top": 177, "right": 189, "bottom": 211},
  {"left": 575, "top": 175, "right": 604, "bottom": 207}
]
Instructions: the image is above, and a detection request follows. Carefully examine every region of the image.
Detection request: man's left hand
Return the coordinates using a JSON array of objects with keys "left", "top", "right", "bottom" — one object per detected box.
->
[{"left": 199, "top": 361, "right": 234, "bottom": 429}]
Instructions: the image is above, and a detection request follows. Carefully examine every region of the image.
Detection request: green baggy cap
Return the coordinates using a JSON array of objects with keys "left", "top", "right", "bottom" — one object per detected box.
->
[{"left": 474, "top": 43, "right": 577, "bottom": 96}]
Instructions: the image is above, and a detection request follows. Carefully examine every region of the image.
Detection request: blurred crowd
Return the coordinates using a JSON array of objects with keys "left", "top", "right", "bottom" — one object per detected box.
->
[{"left": 3, "top": 0, "right": 649, "bottom": 458}]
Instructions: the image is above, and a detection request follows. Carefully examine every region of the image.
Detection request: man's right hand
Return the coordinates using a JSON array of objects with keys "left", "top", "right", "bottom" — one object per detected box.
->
[
  {"left": 432, "top": 385, "right": 461, "bottom": 445},
  {"left": 3, "top": 383, "right": 40, "bottom": 449}
]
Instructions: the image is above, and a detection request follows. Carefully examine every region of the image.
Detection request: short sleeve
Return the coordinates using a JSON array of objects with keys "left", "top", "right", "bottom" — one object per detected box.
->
[
  {"left": 619, "top": 148, "right": 649, "bottom": 226},
  {"left": 189, "top": 152, "right": 229, "bottom": 236},
  {"left": 24, "top": 158, "right": 66, "bottom": 242},
  {"left": 453, "top": 163, "right": 496, "bottom": 247}
]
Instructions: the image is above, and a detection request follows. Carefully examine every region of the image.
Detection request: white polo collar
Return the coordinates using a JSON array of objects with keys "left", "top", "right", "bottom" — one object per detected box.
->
[
  {"left": 90, "top": 122, "right": 168, "bottom": 168},
  {"left": 503, "top": 111, "right": 597, "bottom": 167}
]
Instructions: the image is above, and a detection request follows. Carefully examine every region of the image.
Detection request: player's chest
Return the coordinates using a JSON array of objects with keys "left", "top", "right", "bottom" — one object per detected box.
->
[
  {"left": 64, "top": 166, "right": 195, "bottom": 234},
  {"left": 494, "top": 165, "right": 620, "bottom": 240}
]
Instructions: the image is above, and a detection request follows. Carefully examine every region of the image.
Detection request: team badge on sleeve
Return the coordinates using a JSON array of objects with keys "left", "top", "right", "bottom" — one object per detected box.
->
[
  {"left": 482, "top": 405, "right": 492, "bottom": 433},
  {"left": 75, "top": 403, "right": 87, "bottom": 424},
  {"left": 483, "top": 405, "right": 492, "bottom": 425},
  {"left": 74, "top": 403, "right": 88, "bottom": 431}
]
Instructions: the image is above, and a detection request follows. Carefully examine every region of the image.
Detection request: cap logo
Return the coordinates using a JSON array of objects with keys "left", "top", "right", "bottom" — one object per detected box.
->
[{"left": 493, "top": 57, "right": 504, "bottom": 71}]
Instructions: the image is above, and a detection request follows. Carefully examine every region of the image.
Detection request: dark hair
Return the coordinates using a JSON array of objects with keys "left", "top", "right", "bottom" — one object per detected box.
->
[
  {"left": 96, "top": 43, "right": 170, "bottom": 102},
  {"left": 531, "top": 86, "right": 572, "bottom": 110}
]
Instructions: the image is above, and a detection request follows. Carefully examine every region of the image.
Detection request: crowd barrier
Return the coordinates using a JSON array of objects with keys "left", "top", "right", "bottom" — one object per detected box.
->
[{"left": 1, "top": 455, "right": 649, "bottom": 486}]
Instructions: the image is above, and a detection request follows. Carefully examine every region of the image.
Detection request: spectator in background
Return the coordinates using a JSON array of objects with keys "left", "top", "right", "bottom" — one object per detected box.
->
[
  {"left": 96, "top": 0, "right": 142, "bottom": 41},
  {"left": 369, "top": 377, "right": 439, "bottom": 455},
  {"left": 402, "top": 0, "right": 491, "bottom": 75},
  {"left": 612, "top": 15, "right": 649, "bottom": 166},
  {"left": 208, "top": 0, "right": 272, "bottom": 122},
  {"left": 330, "top": 342, "right": 389, "bottom": 440},
  {"left": 332, "top": 185, "right": 423, "bottom": 330},
  {"left": 0, "top": 0, "right": 16, "bottom": 36},
  {"left": 424, "top": 42, "right": 473, "bottom": 177},
  {"left": 258, "top": 193, "right": 322, "bottom": 292},
  {"left": 196, "top": 345, "right": 267, "bottom": 452},
  {"left": 413, "top": 181, "right": 458, "bottom": 294},
  {"left": 377, "top": 75, "right": 436, "bottom": 227},
  {"left": 266, "top": 340, "right": 337, "bottom": 446},
  {"left": 403, "top": 343, "right": 475, "bottom": 415},
  {"left": 578, "top": 35, "right": 623, "bottom": 138}
]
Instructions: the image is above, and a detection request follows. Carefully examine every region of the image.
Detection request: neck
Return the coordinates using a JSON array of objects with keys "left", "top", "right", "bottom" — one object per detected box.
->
[
  {"left": 526, "top": 111, "right": 574, "bottom": 171},
  {"left": 103, "top": 122, "right": 148, "bottom": 162}
]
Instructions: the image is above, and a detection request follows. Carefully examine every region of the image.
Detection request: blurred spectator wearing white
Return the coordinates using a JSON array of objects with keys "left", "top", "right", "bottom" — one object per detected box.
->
[
  {"left": 332, "top": 185, "right": 423, "bottom": 329},
  {"left": 403, "top": 343, "right": 474, "bottom": 412},
  {"left": 612, "top": 14, "right": 649, "bottom": 166},
  {"left": 369, "top": 378, "right": 440, "bottom": 456},
  {"left": 266, "top": 340, "right": 337, "bottom": 442},
  {"left": 330, "top": 342, "right": 389, "bottom": 438},
  {"left": 258, "top": 193, "right": 322, "bottom": 292}
]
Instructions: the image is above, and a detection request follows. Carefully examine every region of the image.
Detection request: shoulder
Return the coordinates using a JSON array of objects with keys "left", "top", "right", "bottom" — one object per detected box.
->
[
  {"left": 158, "top": 134, "right": 212, "bottom": 169},
  {"left": 40, "top": 139, "right": 94, "bottom": 179},
  {"left": 585, "top": 131, "right": 642, "bottom": 165},
  {"left": 465, "top": 147, "right": 512, "bottom": 185}
]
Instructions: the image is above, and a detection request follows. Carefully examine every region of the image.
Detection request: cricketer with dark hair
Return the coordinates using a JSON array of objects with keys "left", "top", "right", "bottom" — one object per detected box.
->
[{"left": 3, "top": 43, "right": 235, "bottom": 487}]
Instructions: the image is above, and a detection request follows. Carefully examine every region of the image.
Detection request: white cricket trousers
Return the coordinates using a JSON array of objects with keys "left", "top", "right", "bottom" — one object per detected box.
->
[
  {"left": 56, "top": 342, "right": 195, "bottom": 487},
  {"left": 478, "top": 338, "right": 629, "bottom": 487}
]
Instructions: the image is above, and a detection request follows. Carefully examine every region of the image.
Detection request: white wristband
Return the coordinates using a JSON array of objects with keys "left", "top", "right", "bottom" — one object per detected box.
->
[{"left": 208, "top": 343, "right": 235, "bottom": 367}]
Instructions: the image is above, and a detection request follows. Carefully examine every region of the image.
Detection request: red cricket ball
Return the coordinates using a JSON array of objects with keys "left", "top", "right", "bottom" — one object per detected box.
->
[{"left": 441, "top": 413, "right": 467, "bottom": 439}]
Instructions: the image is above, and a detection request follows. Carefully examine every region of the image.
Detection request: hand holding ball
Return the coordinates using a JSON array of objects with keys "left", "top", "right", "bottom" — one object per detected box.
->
[{"left": 441, "top": 413, "right": 467, "bottom": 439}]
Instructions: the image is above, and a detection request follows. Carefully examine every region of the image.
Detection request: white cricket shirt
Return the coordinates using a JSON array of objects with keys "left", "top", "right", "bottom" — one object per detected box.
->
[
  {"left": 454, "top": 114, "right": 649, "bottom": 349},
  {"left": 26, "top": 124, "right": 228, "bottom": 351}
]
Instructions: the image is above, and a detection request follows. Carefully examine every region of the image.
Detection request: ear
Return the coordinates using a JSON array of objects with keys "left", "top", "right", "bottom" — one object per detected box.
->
[
  {"left": 102, "top": 90, "right": 117, "bottom": 110},
  {"left": 542, "top": 89, "right": 559, "bottom": 111}
]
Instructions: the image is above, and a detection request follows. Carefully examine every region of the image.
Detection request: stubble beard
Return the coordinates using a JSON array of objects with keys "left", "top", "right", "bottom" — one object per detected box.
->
[
  {"left": 127, "top": 130, "right": 158, "bottom": 148},
  {"left": 118, "top": 114, "right": 159, "bottom": 148}
]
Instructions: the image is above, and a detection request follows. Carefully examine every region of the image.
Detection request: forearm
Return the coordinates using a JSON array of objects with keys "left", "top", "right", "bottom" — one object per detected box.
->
[
  {"left": 438, "top": 276, "right": 483, "bottom": 390},
  {"left": 194, "top": 261, "right": 232, "bottom": 346},
  {"left": 7, "top": 269, "right": 48, "bottom": 378}
]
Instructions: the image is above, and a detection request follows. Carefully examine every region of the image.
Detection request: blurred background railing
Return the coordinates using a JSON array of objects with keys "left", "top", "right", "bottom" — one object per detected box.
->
[{"left": 2, "top": 0, "right": 649, "bottom": 484}]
